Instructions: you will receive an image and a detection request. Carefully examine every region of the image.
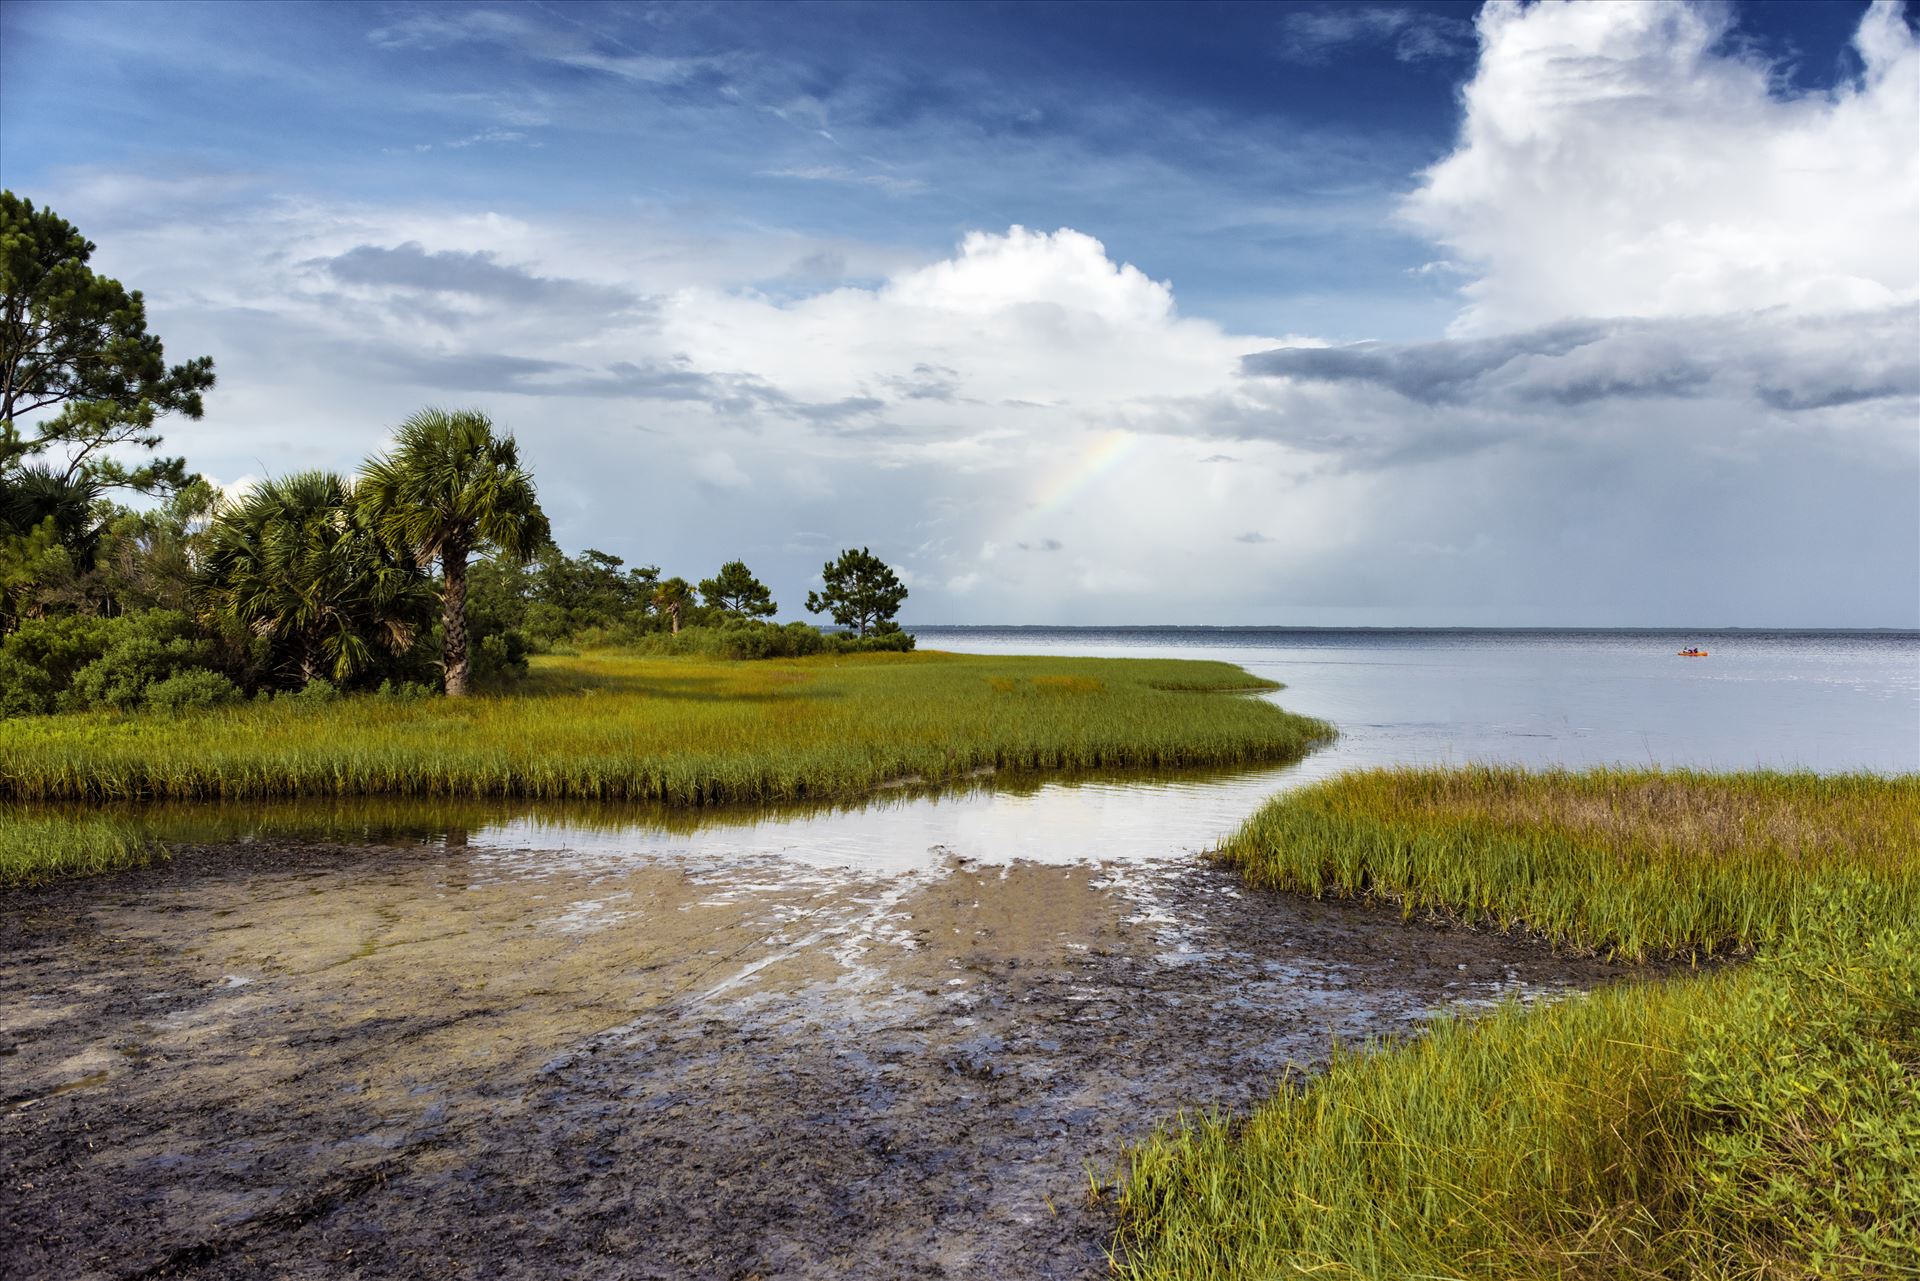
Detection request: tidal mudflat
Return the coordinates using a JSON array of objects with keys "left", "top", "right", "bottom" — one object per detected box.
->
[{"left": 1, "top": 818, "right": 1622, "bottom": 1280}]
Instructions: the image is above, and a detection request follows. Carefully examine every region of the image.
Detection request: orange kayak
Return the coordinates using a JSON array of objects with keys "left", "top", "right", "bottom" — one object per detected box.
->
[{"left": 1677, "top": 649, "right": 1709, "bottom": 657}]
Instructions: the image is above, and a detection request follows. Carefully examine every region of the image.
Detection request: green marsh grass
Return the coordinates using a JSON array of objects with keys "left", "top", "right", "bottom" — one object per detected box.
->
[
  {"left": 1114, "top": 767, "right": 1920, "bottom": 1280},
  {"left": 0, "top": 806, "right": 160, "bottom": 885},
  {"left": 1221, "top": 766, "right": 1920, "bottom": 961},
  {"left": 0, "top": 650, "right": 1331, "bottom": 807}
]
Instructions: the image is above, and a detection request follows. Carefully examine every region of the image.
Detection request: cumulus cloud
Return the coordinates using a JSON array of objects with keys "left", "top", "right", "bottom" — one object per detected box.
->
[
  {"left": 1222, "top": 0, "right": 1920, "bottom": 519},
  {"left": 1405, "top": 0, "right": 1918, "bottom": 333}
]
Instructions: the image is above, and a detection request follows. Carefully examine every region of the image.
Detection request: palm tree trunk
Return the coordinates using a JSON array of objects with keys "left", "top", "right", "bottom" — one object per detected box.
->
[{"left": 443, "top": 542, "right": 470, "bottom": 697}]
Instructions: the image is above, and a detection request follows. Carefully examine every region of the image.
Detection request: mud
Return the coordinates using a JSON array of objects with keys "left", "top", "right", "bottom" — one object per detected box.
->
[{"left": 2, "top": 836, "right": 1627, "bottom": 1280}]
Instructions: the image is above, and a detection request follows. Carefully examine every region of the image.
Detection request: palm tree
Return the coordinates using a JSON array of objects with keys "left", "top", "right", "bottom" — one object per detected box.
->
[
  {"left": 651, "top": 576, "right": 693, "bottom": 634},
  {"left": 0, "top": 465, "right": 103, "bottom": 553},
  {"left": 357, "top": 409, "right": 550, "bottom": 696},
  {"left": 1, "top": 465, "right": 103, "bottom": 630},
  {"left": 200, "top": 471, "right": 429, "bottom": 686}
]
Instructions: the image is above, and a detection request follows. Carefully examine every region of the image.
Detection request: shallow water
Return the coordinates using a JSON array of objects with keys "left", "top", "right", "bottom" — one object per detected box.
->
[{"left": 148, "top": 627, "right": 1915, "bottom": 872}]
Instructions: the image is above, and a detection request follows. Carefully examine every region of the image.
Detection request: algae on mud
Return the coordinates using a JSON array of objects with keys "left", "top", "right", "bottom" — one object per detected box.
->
[
  {"left": 0, "top": 649, "right": 1330, "bottom": 882},
  {"left": 1114, "top": 767, "right": 1920, "bottom": 1281}
]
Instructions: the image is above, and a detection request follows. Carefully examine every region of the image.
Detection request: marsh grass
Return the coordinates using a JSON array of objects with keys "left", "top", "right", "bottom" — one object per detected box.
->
[
  {"left": 1220, "top": 766, "right": 1919, "bottom": 961},
  {"left": 0, "top": 807, "right": 160, "bottom": 885},
  {"left": 0, "top": 651, "right": 1329, "bottom": 882},
  {"left": 1114, "top": 768, "right": 1920, "bottom": 1280}
]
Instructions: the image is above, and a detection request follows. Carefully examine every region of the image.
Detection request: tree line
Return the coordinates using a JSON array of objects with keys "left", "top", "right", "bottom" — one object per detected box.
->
[{"left": 0, "top": 191, "right": 909, "bottom": 715}]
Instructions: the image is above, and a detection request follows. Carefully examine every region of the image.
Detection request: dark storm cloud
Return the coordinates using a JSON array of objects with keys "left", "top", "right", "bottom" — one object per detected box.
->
[
  {"left": 1242, "top": 322, "right": 1643, "bottom": 405},
  {"left": 311, "top": 242, "right": 645, "bottom": 313},
  {"left": 785, "top": 395, "right": 887, "bottom": 423},
  {"left": 367, "top": 349, "right": 579, "bottom": 393},
  {"left": 348, "top": 337, "right": 904, "bottom": 431},
  {"left": 885, "top": 363, "right": 962, "bottom": 402},
  {"left": 1757, "top": 373, "right": 1920, "bottom": 412},
  {"left": 1243, "top": 308, "right": 1920, "bottom": 415}
]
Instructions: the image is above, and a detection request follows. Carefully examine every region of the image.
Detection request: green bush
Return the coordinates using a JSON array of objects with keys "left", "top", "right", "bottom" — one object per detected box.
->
[
  {"left": 144, "top": 668, "right": 241, "bottom": 713},
  {"left": 0, "top": 614, "right": 117, "bottom": 714},
  {"left": 291, "top": 677, "right": 339, "bottom": 703},
  {"left": 374, "top": 678, "right": 436, "bottom": 701},
  {"left": 0, "top": 651, "right": 57, "bottom": 717},
  {"left": 610, "top": 620, "right": 914, "bottom": 660},
  {"left": 0, "top": 611, "right": 237, "bottom": 715},
  {"left": 476, "top": 626, "right": 533, "bottom": 683},
  {"left": 63, "top": 611, "right": 217, "bottom": 711},
  {"left": 827, "top": 625, "right": 915, "bottom": 654}
]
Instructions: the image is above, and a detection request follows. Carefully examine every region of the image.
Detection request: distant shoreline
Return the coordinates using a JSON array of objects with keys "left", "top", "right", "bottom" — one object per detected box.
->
[{"left": 907, "top": 623, "right": 1920, "bottom": 636}]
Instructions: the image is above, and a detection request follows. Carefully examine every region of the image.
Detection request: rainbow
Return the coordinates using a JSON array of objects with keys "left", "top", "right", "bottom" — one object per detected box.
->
[{"left": 1025, "top": 430, "right": 1143, "bottom": 521}]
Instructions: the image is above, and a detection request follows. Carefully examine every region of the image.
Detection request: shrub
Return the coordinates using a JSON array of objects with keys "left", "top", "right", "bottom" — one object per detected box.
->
[
  {"left": 0, "top": 610, "right": 238, "bottom": 716},
  {"left": 374, "top": 679, "right": 436, "bottom": 702},
  {"left": 0, "top": 651, "right": 57, "bottom": 717},
  {"left": 607, "top": 620, "right": 915, "bottom": 660},
  {"left": 475, "top": 626, "right": 533, "bottom": 683},
  {"left": 827, "top": 626, "right": 915, "bottom": 655},
  {"left": 63, "top": 611, "right": 217, "bottom": 711},
  {"left": 291, "top": 677, "right": 339, "bottom": 703},
  {"left": 144, "top": 668, "right": 241, "bottom": 713},
  {"left": 0, "top": 614, "right": 118, "bottom": 714}
]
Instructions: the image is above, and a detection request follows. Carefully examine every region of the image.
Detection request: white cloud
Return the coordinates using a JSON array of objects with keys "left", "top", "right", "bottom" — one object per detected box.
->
[
  {"left": 1278, "top": 6, "right": 1473, "bottom": 66},
  {"left": 691, "top": 449, "right": 751, "bottom": 490},
  {"left": 1405, "top": 0, "right": 1919, "bottom": 333},
  {"left": 760, "top": 165, "right": 927, "bottom": 197},
  {"left": 367, "top": 9, "right": 727, "bottom": 86}
]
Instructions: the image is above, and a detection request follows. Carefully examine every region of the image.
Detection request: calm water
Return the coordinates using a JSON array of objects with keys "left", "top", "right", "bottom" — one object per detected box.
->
[
  {"left": 917, "top": 627, "right": 1920, "bottom": 776},
  {"left": 393, "top": 628, "right": 1918, "bottom": 874}
]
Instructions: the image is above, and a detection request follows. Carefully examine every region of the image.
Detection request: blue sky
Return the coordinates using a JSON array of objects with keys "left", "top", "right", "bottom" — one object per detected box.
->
[{"left": 2, "top": 1, "right": 1916, "bottom": 625}]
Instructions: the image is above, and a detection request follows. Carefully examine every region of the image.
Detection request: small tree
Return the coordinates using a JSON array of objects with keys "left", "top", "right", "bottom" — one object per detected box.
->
[
  {"left": 805, "top": 547, "right": 906, "bottom": 637},
  {"left": 357, "top": 408, "right": 550, "bottom": 697},
  {"left": 651, "top": 576, "right": 693, "bottom": 634},
  {"left": 698, "top": 560, "right": 776, "bottom": 620},
  {"left": 1, "top": 191, "right": 215, "bottom": 494}
]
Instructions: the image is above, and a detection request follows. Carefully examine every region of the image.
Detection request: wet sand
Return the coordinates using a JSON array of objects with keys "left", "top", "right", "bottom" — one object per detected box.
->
[{"left": 2, "top": 837, "right": 1626, "bottom": 1280}]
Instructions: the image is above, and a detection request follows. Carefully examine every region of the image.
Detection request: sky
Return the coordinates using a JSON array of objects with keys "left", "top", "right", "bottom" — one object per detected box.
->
[{"left": 1, "top": 0, "right": 1915, "bottom": 627}]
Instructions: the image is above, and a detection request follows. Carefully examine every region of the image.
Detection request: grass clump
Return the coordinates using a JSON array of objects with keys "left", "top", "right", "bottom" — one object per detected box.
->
[
  {"left": 1221, "top": 766, "right": 1918, "bottom": 961},
  {"left": 0, "top": 650, "right": 1327, "bottom": 806},
  {"left": 0, "top": 806, "right": 161, "bottom": 886},
  {"left": 1113, "top": 768, "right": 1920, "bottom": 1280}
]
